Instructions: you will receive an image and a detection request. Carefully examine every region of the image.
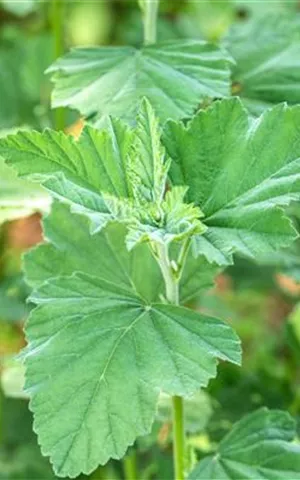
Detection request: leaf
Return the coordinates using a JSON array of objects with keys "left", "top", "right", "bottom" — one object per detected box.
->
[
  {"left": 0, "top": 122, "right": 133, "bottom": 233},
  {"left": 225, "top": 14, "right": 300, "bottom": 115},
  {"left": 125, "top": 186, "right": 206, "bottom": 250},
  {"left": 163, "top": 98, "right": 300, "bottom": 265},
  {"left": 189, "top": 408, "right": 300, "bottom": 479},
  {"left": 24, "top": 269, "right": 240, "bottom": 477},
  {"left": 0, "top": 158, "right": 50, "bottom": 225},
  {"left": 25, "top": 202, "right": 218, "bottom": 305},
  {"left": 47, "top": 40, "right": 233, "bottom": 125},
  {"left": 129, "top": 98, "right": 170, "bottom": 205}
]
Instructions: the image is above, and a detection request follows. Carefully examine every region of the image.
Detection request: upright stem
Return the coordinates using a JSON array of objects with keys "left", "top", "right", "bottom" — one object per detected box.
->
[
  {"left": 142, "top": 0, "right": 159, "bottom": 45},
  {"left": 155, "top": 244, "right": 185, "bottom": 480},
  {"left": 51, "top": 0, "right": 65, "bottom": 130},
  {"left": 123, "top": 450, "right": 138, "bottom": 480}
]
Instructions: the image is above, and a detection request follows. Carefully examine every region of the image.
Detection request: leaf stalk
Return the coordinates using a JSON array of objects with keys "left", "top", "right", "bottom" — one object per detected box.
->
[{"left": 153, "top": 242, "right": 186, "bottom": 480}]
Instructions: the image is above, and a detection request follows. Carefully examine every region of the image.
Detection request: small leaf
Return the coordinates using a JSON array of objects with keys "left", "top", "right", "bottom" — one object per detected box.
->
[
  {"left": 25, "top": 202, "right": 217, "bottom": 304},
  {"left": 47, "top": 40, "right": 233, "bottom": 125},
  {"left": 189, "top": 408, "right": 300, "bottom": 479},
  {"left": 225, "top": 14, "right": 300, "bottom": 115},
  {"left": 163, "top": 98, "right": 300, "bottom": 265},
  {"left": 129, "top": 98, "right": 170, "bottom": 205}
]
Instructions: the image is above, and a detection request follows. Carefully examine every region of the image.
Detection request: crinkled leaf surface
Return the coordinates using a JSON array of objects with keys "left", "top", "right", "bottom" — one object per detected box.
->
[
  {"left": 225, "top": 14, "right": 300, "bottom": 115},
  {"left": 189, "top": 408, "right": 300, "bottom": 479},
  {"left": 25, "top": 202, "right": 218, "bottom": 304},
  {"left": 47, "top": 40, "right": 233, "bottom": 125},
  {"left": 0, "top": 122, "right": 133, "bottom": 232},
  {"left": 163, "top": 98, "right": 300, "bottom": 265},
  {"left": 23, "top": 206, "right": 240, "bottom": 478}
]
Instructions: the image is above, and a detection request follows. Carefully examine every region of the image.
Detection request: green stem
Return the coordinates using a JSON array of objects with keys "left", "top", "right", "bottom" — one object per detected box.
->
[
  {"left": 154, "top": 243, "right": 185, "bottom": 480},
  {"left": 172, "top": 396, "right": 185, "bottom": 480},
  {"left": 142, "top": 0, "right": 159, "bottom": 45},
  {"left": 123, "top": 450, "right": 138, "bottom": 480},
  {"left": 51, "top": 0, "right": 65, "bottom": 130}
]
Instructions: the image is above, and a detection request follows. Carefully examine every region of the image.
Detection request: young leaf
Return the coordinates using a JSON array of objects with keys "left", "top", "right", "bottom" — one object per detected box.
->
[
  {"left": 189, "top": 408, "right": 300, "bottom": 479},
  {"left": 24, "top": 244, "right": 241, "bottom": 477},
  {"left": 163, "top": 98, "right": 300, "bottom": 265},
  {"left": 25, "top": 202, "right": 218, "bottom": 305},
  {"left": 0, "top": 122, "right": 133, "bottom": 232},
  {"left": 129, "top": 98, "right": 170, "bottom": 205},
  {"left": 225, "top": 14, "right": 300, "bottom": 115},
  {"left": 47, "top": 40, "right": 233, "bottom": 125}
]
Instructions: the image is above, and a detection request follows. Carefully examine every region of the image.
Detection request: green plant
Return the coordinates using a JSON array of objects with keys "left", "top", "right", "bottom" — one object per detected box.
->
[{"left": 1, "top": 2, "right": 300, "bottom": 480}]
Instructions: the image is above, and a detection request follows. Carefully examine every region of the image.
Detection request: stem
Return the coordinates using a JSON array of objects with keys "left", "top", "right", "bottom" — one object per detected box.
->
[
  {"left": 51, "top": 0, "right": 65, "bottom": 130},
  {"left": 154, "top": 243, "right": 185, "bottom": 480},
  {"left": 123, "top": 450, "right": 138, "bottom": 480},
  {"left": 172, "top": 396, "right": 185, "bottom": 480},
  {"left": 142, "top": 0, "right": 159, "bottom": 45}
]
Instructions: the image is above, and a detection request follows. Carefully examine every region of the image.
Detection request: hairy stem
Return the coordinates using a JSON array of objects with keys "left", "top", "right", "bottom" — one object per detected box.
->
[
  {"left": 142, "top": 0, "right": 159, "bottom": 45},
  {"left": 155, "top": 243, "right": 186, "bottom": 480},
  {"left": 51, "top": 0, "right": 65, "bottom": 130},
  {"left": 123, "top": 449, "right": 138, "bottom": 480}
]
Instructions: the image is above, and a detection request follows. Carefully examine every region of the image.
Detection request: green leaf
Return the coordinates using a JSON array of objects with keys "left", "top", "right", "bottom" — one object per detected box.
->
[
  {"left": 225, "top": 14, "right": 300, "bottom": 115},
  {"left": 1, "top": 0, "right": 37, "bottom": 17},
  {"left": 25, "top": 202, "right": 217, "bottom": 305},
  {"left": 163, "top": 98, "right": 300, "bottom": 265},
  {"left": 0, "top": 158, "right": 49, "bottom": 225},
  {"left": 125, "top": 186, "right": 206, "bottom": 250},
  {"left": 24, "top": 269, "right": 240, "bottom": 477},
  {"left": 0, "top": 122, "right": 133, "bottom": 232},
  {"left": 189, "top": 408, "right": 300, "bottom": 479},
  {"left": 47, "top": 40, "right": 233, "bottom": 125},
  {"left": 129, "top": 98, "right": 170, "bottom": 205}
]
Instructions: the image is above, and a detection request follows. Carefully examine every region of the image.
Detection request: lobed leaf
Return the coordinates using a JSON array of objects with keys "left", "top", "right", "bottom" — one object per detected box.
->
[
  {"left": 163, "top": 98, "right": 300, "bottom": 265},
  {"left": 0, "top": 122, "right": 133, "bottom": 232},
  {"left": 23, "top": 205, "right": 241, "bottom": 477},
  {"left": 47, "top": 40, "right": 233, "bottom": 125},
  {"left": 189, "top": 408, "right": 300, "bottom": 479},
  {"left": 225, "top": 14, "right": 300, "bottom": 115}
]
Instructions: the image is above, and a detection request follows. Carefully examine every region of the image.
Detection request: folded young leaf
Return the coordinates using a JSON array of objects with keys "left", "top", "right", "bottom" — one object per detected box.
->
[
  {"left": 0, "top": 121, "right": 133, "bottom": 232},
  {"left": 47, "top": 40, "right": 233, "bottom": 125},
  {"left": 24, "top": 260, "right": 240, "bottom": 477},
  {"left": 25, "top": 202, "right": 218, "bottom": 304},
  {"left": 129, "top": 98, "right": 170, "bottom": 205},
  {"left": 163, "top": 98, "right": 300, "bottom": 265},
  {"left": 225, "top": 14, "right": 300, "bottom": 115},
  {"left": 189, "top": 408, "right": 300, "bottom": 479}
]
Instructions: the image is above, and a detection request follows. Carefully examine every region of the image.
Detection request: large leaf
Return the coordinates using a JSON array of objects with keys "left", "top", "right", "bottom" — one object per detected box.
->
[
  {"left": 0, "top": 122, "right": 133, "bottom": 232},
  {"left": 23, "top": 210, "right": 241, "bottom": 477},
  {"left": 47, "top": 40, "right": 233, "bottom": 125},
  {"left": 225, "top": 14, "right": 300, "bottom": 115},
  {"left": 189, "top": 408, "right": 300, "bottom": 479},
  {"left": 25, "top": 202, "right": 218, "bottom": 305},
  {"left": 163, "top": 98, "right": 300, "bottom": 265}
]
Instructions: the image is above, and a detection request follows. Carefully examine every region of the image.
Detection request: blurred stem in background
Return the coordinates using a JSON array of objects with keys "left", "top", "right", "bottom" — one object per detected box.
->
[
  {"left": 140, "top": 0, "right": 159, "bottom": 45},
  {"left": 51, "top": 0, "right": 65, "bottom": 130},
  {"left": 123, "top": 449, "right": 138, "bottom": 480}
]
